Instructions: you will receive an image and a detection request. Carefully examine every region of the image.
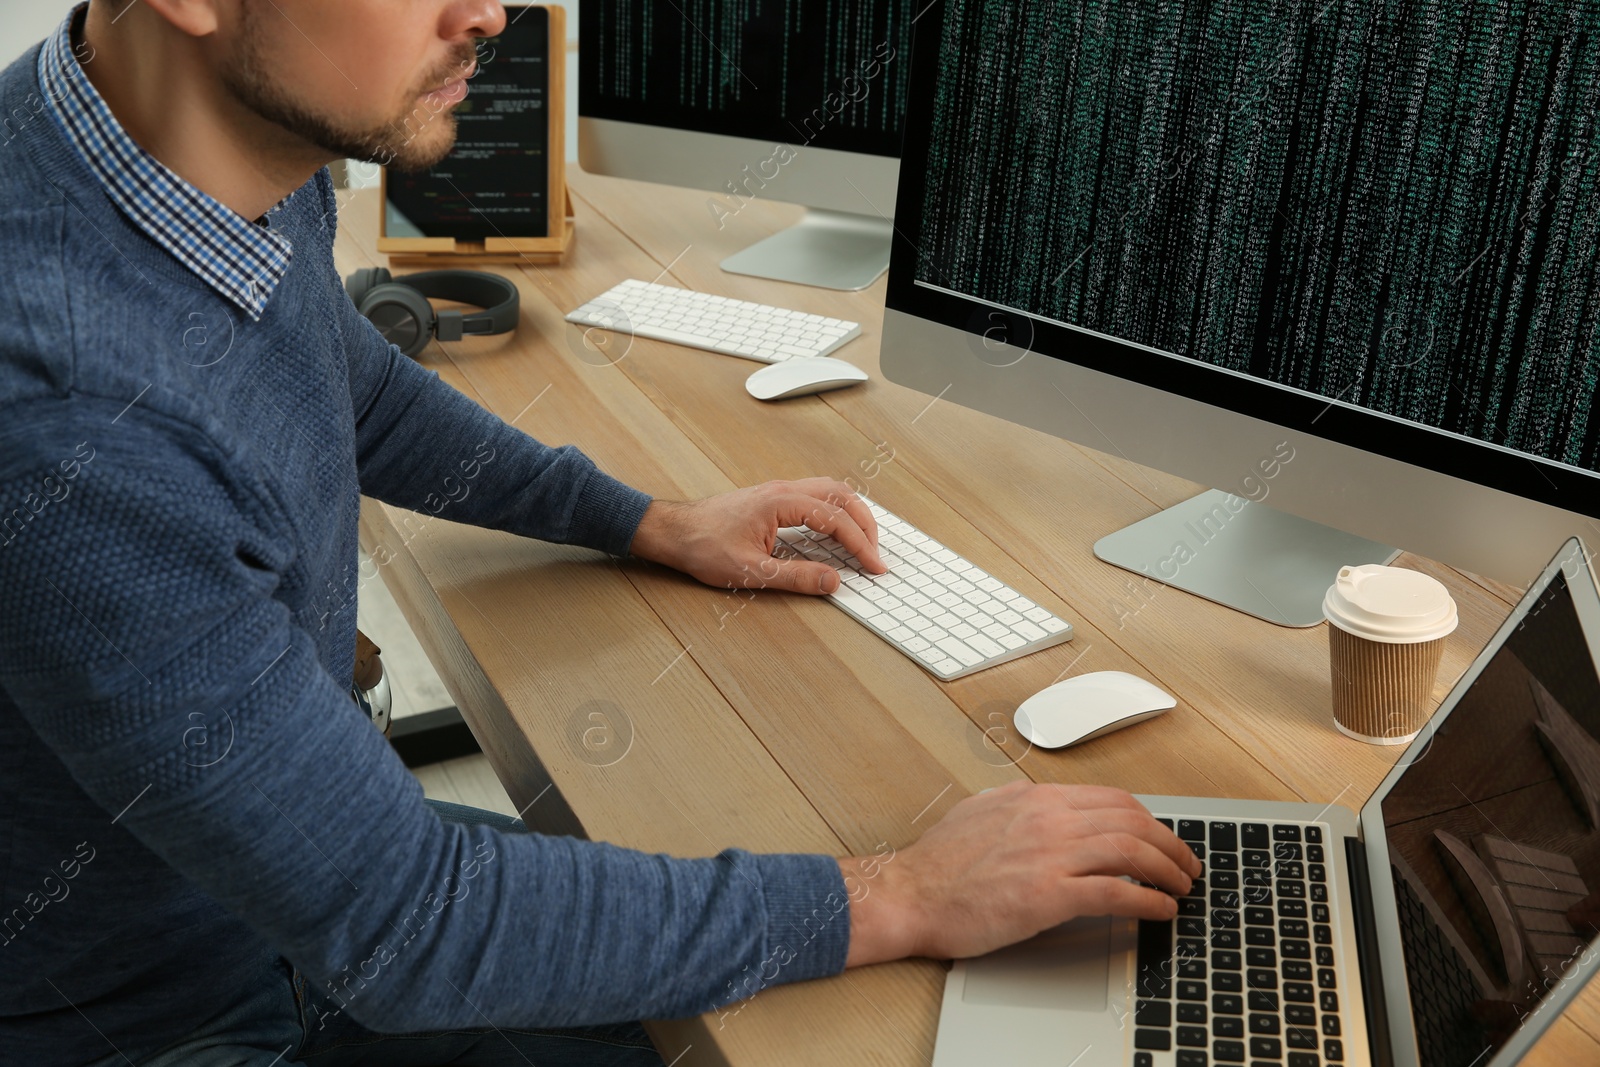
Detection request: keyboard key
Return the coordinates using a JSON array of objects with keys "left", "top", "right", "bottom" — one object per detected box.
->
[
  {"left": 1319, "top": 991, "right": 1339, "bottom": 1013},
  {"left": 1305, "top": 826, "right": 1322, "bottom": 843},
  {"left": 1287, "top": 1027, "right": 1318, "bottom": 1049},
  {"left": 1249, "top": 1014, "right": 1280, "bottom": 1034},
  {"left": 1214, "top": 971, "right": 1243, "bottom": 992},
  {"left": 1250, "top": 1036, "right": 1283, "bottom": 1058},
  {"left": 1134, "top": 1054, "right": 1154, "bottom": 1067},
  {"left": 1212, "top": 930, "right": 1241, "bottom": 949},
  {"left": 1213, "top": 1039, "right": 1245, "bottom": 1062},
  {"left": 1247, "top": 948, "right": 1277, "bottom": 968},
  {"left": 1246, "top": 969, "right": 1278, "bottom": 990},
  {"left": 1283, "top": 961, "right": 1313, "bottom": 981},
  {"left": 1136, "top": 919, "right": 1173, "bottom": 998},
  {"left": 1274, "top": 842, "right": 1303, "bottom": 861},
  {"left": 1283, "top": 940, "right": 1311, "bottom": 960},
  {"left": 934, "top": 637, "right": 982, "bottom": 667},
  {"left": 1310, "top": 884, "right": 1328, "bottom": 903},
  {"left": 1176, "top": 1051, "right": 1209, "bottom": 1067},
  {"left": 1211, "top": 870, "right": 1240, "bottom": 889},
  {"left": 1211, "top": 852, "right": 1239, "bottom": 871},
  {"left": 1325, "top": 1038, "right": 1344, "bottom": 1060},
  {"left": 1316, "top": 947, "right": 1334, "bottom": 967},
  {"left": 1317, "top": 968, "right": 1337, "bottom": 989},
  {"left": 1178, "top": 1002, "right": 1208, "bottom": 1024},
  {"left": 1177, "top": 1026, "right": 1207, "bottom": 1047},
  {"left": 1279, "top": 899, "right": 1307, "bottom": 918},
  {"left": 1245, "top": 907, "right": 1274, "bottom": 927},
  {"left": 1214, "top": 1015, "right": 1244, "bottom": 1037},
  {"left": 1245, "top": 928, "right": 1275, "bottom": 946},
  {"left": 1241, "top": 823, "right": 1269, "bottom": 848},
  {"left": 1321, "top": 1015, "right": 1340, "bottom": 1035},
  {"left": 1135, "top": 1029, "right": 1172, "bottom": 1051},
  {"left": 1285, "top": 1004, "right": 1316, "bottom": 1026},
  {"left": 1285, "top": 982, "right": 1315, "bottom": 1002},
  {"left": 1211, "top": 822, "right": 1238, "bottom": 852},
  {"left": 1291, "top": 1054, "right": 1322, "bottom": 1067},
  {"left": 1280, "top": 920, "right": 1309, "bottom": 939},
  {"left": 1214, "top": 950, "right": 1241, "bottom": 971},
  {"left": 1136, "top": 1000, "right": 1172, "bottom": 1027},
  {"left": 1178, "top": 959, "right": 1207, "bottom": 980},
  {"left": 1213, "top": 993, "right": 1243, "bottom": 1014},
  {"left": 1248, "top": 991, "right": 1279, "bottom": 1012},
  {"left": 1273, "top": 825, "right": 1302, "bottom": 842},
  {"left": 1178, "top": 981, "right": 1207, "bottom": 1001}
]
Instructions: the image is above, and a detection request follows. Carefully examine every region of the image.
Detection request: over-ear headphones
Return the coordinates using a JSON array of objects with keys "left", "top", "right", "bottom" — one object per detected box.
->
[{"left": 344, "top": 267, "right": 519, "bottom": 358}]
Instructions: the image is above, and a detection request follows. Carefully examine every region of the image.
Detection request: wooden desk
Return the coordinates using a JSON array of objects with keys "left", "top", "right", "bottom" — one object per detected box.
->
[{"left": 332, "top": 167, "right": 1600, "bottom": 1066}]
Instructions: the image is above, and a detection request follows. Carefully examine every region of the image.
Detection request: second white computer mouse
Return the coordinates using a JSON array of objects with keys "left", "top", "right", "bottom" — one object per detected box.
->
[
  {"left": 745, "top": 356, "right": 869, "bottom": 400},
  {"left": 1013, "top": 671, "right": 1178, "bottom": 749}
]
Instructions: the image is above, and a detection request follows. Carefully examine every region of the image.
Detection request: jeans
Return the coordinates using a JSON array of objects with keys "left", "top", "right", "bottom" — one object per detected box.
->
[{"left": 100, "top": 800, "right": 665, "bottom": 1067}]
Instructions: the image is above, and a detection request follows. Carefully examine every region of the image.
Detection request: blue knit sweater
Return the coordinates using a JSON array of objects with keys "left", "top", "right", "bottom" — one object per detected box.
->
[{"left": 0, "top": 41, "right": 849, "bottom": 1063}]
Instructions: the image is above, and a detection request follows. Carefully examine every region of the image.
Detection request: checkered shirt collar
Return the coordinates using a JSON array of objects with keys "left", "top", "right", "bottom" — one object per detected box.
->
[{"left": 38, "top": 4, "right": 294, "bottom": 321}]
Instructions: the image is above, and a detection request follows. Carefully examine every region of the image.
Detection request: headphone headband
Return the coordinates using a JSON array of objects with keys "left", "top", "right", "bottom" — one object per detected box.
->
[
  {"left": 343, "top": 267, "right": 519, "bottom": 355},
  {"left": 388, "top": 270, "right": 520, "bottom": 339}
]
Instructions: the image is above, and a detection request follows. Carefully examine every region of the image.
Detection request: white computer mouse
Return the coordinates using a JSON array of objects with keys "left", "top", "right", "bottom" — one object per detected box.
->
[
  {"left": 1013, "top": 671, "right": 1178, "bottom": 749},
  {"left": 745, "top": 356, "right": 869, "bottom": 400}
]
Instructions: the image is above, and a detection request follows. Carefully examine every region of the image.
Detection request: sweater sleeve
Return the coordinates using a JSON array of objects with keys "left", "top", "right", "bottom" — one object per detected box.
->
[
  {"left": 323, "top": 195, "right": 649, "bottom": 555},
  {"left": 0, "top": 400, "right": 851, "bottom": 1032}
]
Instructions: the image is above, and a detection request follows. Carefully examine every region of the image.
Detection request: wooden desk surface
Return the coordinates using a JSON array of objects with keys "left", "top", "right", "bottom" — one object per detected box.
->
[{"left": 332, "top": 168, "right": 1600, "bottom": 1066}]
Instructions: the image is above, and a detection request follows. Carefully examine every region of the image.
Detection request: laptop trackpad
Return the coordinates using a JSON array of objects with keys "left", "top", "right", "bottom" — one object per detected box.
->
[{"left": 961, "top": 916, "right": 1111, "bottom": 1011}]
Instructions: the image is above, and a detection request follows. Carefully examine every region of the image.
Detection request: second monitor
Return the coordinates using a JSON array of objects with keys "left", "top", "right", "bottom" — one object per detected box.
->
[{"left": 577, "top": 0, "right": 914, "bottom": 290}]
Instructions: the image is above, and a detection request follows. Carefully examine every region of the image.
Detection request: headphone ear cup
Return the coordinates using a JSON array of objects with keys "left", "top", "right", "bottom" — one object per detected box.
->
[
  {"left": 357, "top": 284, "right": 436, "bottom": 359},
  {"left": 343, "top": 267, "right": 391, "bottom": 307}
]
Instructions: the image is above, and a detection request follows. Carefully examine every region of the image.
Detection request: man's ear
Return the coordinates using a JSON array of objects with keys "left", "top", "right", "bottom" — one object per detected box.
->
[{"left": 104, "top": 0, "right": 223, "bottom": 38}]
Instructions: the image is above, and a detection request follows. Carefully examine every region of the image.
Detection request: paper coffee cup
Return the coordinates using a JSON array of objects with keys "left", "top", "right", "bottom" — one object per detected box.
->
[{"left": 1322, "top": 564, "right": 1458, "bottom": 745}]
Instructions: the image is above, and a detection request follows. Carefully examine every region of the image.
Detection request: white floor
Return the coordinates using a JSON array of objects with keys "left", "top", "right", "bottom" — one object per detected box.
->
[{"left": 356, "top": 549, "right": 520, "bottom": 819}]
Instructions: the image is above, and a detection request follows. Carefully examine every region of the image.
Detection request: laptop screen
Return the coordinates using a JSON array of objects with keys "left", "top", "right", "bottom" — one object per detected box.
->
[{"left": 1378, "top": 569, "right": 1600, "bottom": 1066}]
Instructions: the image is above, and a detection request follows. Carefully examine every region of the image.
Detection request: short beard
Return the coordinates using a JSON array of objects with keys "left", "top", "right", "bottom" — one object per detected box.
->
[{"left": 220, "top": 7, "right": 471, "bottom": 173}]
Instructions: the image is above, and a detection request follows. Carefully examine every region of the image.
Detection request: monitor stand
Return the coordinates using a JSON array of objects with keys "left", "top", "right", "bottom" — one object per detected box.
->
[
  {"left": 1094, "top": 490, "right": 1400, "bottom": 628},
  {"left": 720, "top": 209, "right": 894, "bottom": 291}
]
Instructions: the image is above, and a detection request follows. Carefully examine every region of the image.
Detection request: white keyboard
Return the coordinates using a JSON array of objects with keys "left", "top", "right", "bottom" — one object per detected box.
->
[
  {"left": 565, "top": 279, "right": 861, "bottom": 363},
  {"left": 775, "top": 500, "right": 1074, "bottom": 680}
]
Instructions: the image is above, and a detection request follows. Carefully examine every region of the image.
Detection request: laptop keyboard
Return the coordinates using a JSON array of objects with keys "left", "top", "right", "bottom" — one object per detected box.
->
[{"left": 1132, "top": 818, "right": 1348, "bottom": 1067}]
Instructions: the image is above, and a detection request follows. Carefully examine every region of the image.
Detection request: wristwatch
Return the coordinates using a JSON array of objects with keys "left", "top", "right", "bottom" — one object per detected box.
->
[{"left": 351, "top": 629, "right": 393, "bottom": 735}]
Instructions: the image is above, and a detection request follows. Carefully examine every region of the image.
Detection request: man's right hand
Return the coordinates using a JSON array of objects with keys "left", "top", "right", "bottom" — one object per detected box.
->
[{"left": 839, "top": 781, "right": 1201, "bottom": 967}]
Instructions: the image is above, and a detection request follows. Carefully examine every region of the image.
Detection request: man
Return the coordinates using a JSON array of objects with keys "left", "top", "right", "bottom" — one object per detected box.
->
[{"left": 0, "top": 2, "right": 1200, "bottom": 1064}]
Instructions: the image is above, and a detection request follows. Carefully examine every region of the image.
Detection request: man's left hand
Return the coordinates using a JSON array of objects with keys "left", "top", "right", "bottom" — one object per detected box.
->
[{"left": 629, "top": 478, "right": 887, "bottom": 595}]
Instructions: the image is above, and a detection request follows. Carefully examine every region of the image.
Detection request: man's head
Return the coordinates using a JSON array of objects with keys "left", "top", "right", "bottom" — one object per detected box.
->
[{"left": 91, "top": 0, "right": 506, "bottom": 174}]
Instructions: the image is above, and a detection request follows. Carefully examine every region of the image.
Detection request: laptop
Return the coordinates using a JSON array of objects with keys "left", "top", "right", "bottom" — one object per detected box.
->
[{"left": 932, "top": 538, "right": 1600, "bottom": 1067}]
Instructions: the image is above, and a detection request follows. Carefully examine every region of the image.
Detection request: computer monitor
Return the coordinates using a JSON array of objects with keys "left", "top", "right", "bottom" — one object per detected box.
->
[
  {"left": 880, "top": 0, "right": 1600, "bottom": 625},
  {"left": 577, "top": 0, "right": 913, "bottom": 291}
]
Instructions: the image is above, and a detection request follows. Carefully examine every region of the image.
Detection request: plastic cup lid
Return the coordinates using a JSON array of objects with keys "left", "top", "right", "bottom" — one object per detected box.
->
[{"left": 1322, "top": 564, "right": 1458, "bottom": 643}]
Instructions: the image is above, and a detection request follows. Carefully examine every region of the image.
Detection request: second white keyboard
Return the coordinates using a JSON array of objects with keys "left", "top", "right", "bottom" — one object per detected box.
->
[
  {"left": 565, "top": 279, "right": 861, "bottom": 363},
  {"left": 774, "top": 500, "right": 1074, "bottom": 680}
]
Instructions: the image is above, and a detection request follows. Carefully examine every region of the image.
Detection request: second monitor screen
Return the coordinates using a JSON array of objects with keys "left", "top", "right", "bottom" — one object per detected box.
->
[
  {"left": 911, "top": 0, "right": 1600, "bottom": 474},
  {"left": 580, "top": 0, "right": 915, "bottom": 157}
]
